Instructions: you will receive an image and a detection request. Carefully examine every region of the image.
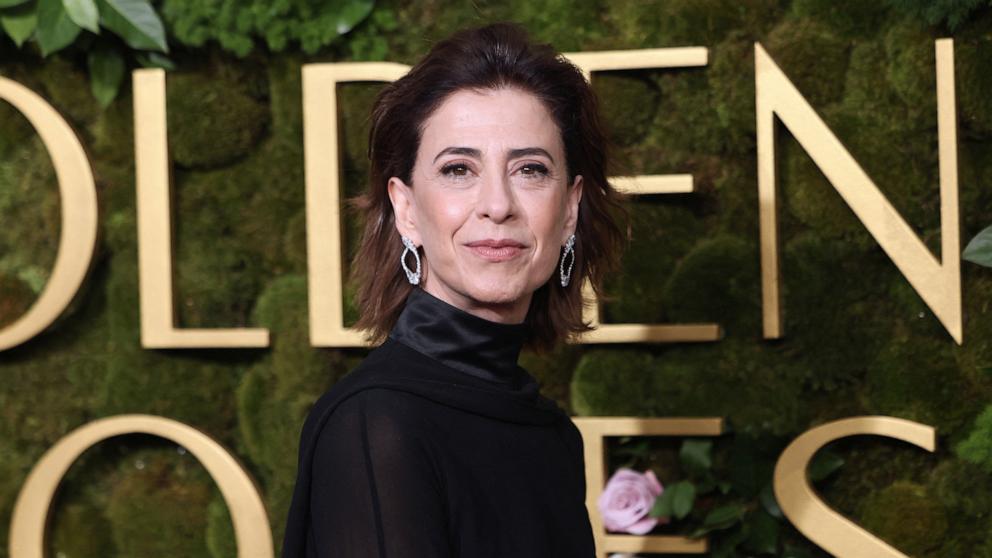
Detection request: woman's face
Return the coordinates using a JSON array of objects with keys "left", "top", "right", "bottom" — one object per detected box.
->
[{"left": 388, "top": 87, "right": 583, "bottom": 324}]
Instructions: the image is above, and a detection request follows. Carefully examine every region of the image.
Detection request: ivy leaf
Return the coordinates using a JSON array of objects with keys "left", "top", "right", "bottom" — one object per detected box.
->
[
  {"left": 808, "top": 450, "right": 844, "bottom": 482},
  {"left": 670, "top": 481, "right": 696, "bottom": 519},
  {"left": 63, "top": 0, "right": 97, "bottom": 32},
  {"left": 679, "top": 438, "right": 713, "bottom": 474},
  {"left": 689, "top": 503, "right": 746, "bottom": 537},
  {"left": 36, "top": 0, "right": 80, "bottom": 55},
  {"left": 759, "top": 482, "right": 783, "bottom": 518},
  {"left": 742, "top": 509, "right": 780, "bottom": 555},
  {"left": 964, "top": 224, "right": 992, "bottom": 268},
  {"left": 650, "top": 480, "right": 696, "bottom": 519},
  {"left": 331, "top": 0, "right": 373, "bottom": 35},
  {"left": 95, "top": 0, "right": 166, "bottom": 52},
  {"left": 134, "top": 50, "right": 173, "bottom": 69},
  {"left": 782, "top": 543, "right": 813, "bottom": 558},
  {"left": 87, "top": 41, "right": 123, "bottom": 107},
  {"left": 1, "top": 0, "right": 37, "bottom": 46},
  {"left": 0, "top": 0, "right": 30, "bottom": 8}
]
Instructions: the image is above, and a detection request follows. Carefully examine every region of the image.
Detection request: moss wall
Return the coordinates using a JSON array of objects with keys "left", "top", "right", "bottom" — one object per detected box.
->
[{"left": 2, "top": 1, "right": 992, "bottom": 556}]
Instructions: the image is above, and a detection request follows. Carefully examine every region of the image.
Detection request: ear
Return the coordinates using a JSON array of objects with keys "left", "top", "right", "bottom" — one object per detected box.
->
[
  {"left": 563, "top": 174, "right": 583, "bottom": 243},
  {"left": 387, "top": 177, "right": 421, "bottom": 245}
]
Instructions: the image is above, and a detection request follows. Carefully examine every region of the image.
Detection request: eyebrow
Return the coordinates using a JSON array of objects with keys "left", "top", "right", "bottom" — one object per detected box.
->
[{"left": 432, "top": 146, "right": 555, "bottom": 164}]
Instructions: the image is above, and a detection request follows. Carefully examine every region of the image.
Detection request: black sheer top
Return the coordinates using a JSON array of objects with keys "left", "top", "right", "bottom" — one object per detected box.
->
[{"left": 280, "top": 287, "right": 596, "bottom": 558}]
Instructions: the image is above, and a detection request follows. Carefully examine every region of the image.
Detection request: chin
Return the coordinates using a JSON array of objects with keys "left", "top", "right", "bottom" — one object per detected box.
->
[{"left": 465, "top": 281, "right": 528, "bottom": 306}]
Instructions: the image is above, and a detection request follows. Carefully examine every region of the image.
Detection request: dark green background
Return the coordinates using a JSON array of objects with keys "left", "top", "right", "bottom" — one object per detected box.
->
[{"left": 2, "top": 0, "right": 992, "bottom": 556}]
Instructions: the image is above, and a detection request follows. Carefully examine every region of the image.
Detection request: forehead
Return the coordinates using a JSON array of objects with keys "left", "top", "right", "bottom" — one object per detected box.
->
[{"left": 418, "top": 87, "right": 562, "bottom": 153}]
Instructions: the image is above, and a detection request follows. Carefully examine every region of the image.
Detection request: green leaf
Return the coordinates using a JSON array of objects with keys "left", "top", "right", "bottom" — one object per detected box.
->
[
  {"left": 742, "top": 509, "right": 780, "bottom": 555},
  {"left": 964, "top": 224, "right": 992, "bottom": 268},
  {"left": 87, "top": 41, "right": 123, "bottom": 107},
  {"left": 331, "top": 0, "right": 373, "bottom": 35},
  {"left": 808, "top": 450, "right": 844, "bottom": 482},
  {"left": 1, "top": 0, "right": 37, "bottom": 46},
  {"left": 95, "top": 0, "right": 166, "bottom": 52},
  {"left": 689, "top": 502, "right": 746, "bottom": 537},
  {"left": 703, "top": 503, "right": 746, "bottom": 527},
  {"left": 36, "top": 0, "right": 80, "bottom": 55},
  {"left": 134, "top": 50, "right": 173, "bottom": 69},
  {"left": 63, "top": 0, "right": 97, "bottom": 32},
  {"left": 0, "top": 0, "right": 30, "bottom": 8},
  {"left": 679, "top": 438, "right": 713, "bottom": 474},
  {"left": 759, "top": 483, "right": 783, "bottom": 518},
  {"left": 670, "top": 481, "right": 696, "bottom": 519}
]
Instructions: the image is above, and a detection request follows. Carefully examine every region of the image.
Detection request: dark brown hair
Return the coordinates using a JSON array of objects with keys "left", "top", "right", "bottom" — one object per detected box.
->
[{"left": 347, "top": 21, "right": 629, "bottom": 352}]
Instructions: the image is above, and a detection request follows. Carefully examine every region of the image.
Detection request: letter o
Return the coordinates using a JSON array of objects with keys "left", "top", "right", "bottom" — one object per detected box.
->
[
  {"left": 9, "top": 414, "right": 273, "bottom": 558},
  {"left": 0, "top": 76, "right": 98, "bottom": 351}
]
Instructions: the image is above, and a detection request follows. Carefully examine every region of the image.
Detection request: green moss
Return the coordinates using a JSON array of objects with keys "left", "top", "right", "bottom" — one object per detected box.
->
[
  {"left": 653, "top": 0, "right": 781, "bottom": 46},
  {"left": 601, "top": 200, "right": 703, "bottom": 324},
  {"left": 520, "top": 342, "right": 583, "bottom": 413},
  {"left": 661, "top": 234, "right": 760, "bottom": 336},
  {"left": 788, "top": 0, "right": 892, "bottom": 39},
  {"left": 857, "top": 481, "right": 948, "bottom": 556},
  {"left": 867, "top": 334, "right": 982, "bottom": 437},
  {"left": 50, "top": 501, "right": 116, "bottom": 556},
  {"left": 763, "top": 18, "right": 851, "bottom": 108},
  {"left": 235, "top": 274, "right": 349, "bottom": 548},
  {"left": 0, "top": 272, "right": 34, "bottom": 329},
  {"left": 929, "top": 458, "right": 992, "bottom": 518},
  {"left": 884, "top": 18, "right": 937, "bottom": 119},
  {"left": 708, "top": 31, "right": 756, "bottom": 156},
  {"left": 956, "top": 405, "right": 992, "bottom": 473},
  {"left": 167, "top": 72, "right": 270, "bottom": 169},
  {"left": 570, "top": 348, "right": 658, "bottom": 416},
  {"left": 956, "top": 39, "right": 992, "bottom": 138},
  {"left": 591, "top": 73, "right": 659, "bottom": 147},
  {"left": 104, "top": 449, "right": 214, "bottom": 557},
  {"left": 780, "top": 233, "right": 894, "bottom": 391},
  {"left": 206, "top": 493, "right": 237, "bottom": 558},
  {"left": 0, "top": 136, "right": 61, "bottom": 289},
  {"left": 571, "top": 340, "right": 806, "bottom": 435},
  {"left": 35, "top": 56, "right": 101, "bottom": 125},
  {"left": 339, "top": 82, "right": 385, "bottom": 174}
]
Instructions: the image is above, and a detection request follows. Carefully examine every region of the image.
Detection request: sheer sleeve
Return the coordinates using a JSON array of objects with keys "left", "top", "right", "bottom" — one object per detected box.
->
[{"left": 309, "top": 388, "right": 453, "bottom": 558}]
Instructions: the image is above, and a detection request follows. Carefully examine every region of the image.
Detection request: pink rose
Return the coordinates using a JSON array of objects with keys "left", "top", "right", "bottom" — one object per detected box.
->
[{"left": 597, "top": 467, "right": 669, "bottom": 535}]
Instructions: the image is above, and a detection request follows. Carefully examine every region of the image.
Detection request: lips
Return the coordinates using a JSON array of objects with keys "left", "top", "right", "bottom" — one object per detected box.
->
[
  {"left": 465, "top": 239, "right": 526, "bottom": 262},
  {"left": 466, "top": 239, "right": 526, "bottom": 248}
]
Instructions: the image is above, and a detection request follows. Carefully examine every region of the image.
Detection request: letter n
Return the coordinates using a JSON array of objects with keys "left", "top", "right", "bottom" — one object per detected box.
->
[{"left": 754, "top": 40, "right": 962, "bottom": 344}]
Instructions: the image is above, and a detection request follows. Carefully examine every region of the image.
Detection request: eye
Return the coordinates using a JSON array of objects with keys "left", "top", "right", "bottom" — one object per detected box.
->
[
  {"left": 520, "top": 163, "right": 550, "bottom": 178},
  {"left": 440, "top": 162, "right": 472, "bottom": 178}
]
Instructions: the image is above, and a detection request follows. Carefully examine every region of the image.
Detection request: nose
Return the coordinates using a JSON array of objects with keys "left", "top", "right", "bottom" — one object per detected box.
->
[{"left": 476, "top": 169, "right": 516, "bottom": 223}]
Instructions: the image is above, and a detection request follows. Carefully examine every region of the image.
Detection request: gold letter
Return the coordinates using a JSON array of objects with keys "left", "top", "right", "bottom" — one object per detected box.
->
[
  {"left": 564, "top": 48, "right": 722, "bottom": 344},
  {"left": 755, "top": 40, "right": 962, "bottom": 343},
  {"left": 9, "top": 414, "right": 272, "bottom": 558},
  {"left": 572, "top": 417, "right": 724, "bottom": 556},
  {"left": 133, "top": 69, "right": 269, "bottom": 348},
  {"left": 773, "top": 416, "right": 936, "bottom": 557},
  {"left": 0, "top": 77, "right": 98, "bottom": 352},
  {"left": 302, "top": 62, "right": 409, "bottom": 347}
]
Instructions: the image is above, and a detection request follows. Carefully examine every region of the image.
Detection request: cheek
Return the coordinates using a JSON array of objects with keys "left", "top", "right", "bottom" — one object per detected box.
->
[{"left": 417, "top": 192, "right": 472, "bottom": 243}]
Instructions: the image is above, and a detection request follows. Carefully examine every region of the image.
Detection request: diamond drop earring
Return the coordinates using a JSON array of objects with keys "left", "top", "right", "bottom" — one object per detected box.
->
[
  {"left": 400, "top": 235, "right": 421, "bottom": 285},
  {"left": 559, "top": 234, "right": 575, "bottom": 287}
]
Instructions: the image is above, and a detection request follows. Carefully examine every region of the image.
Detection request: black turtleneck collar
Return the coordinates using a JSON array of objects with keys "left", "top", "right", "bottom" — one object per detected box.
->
[{"left": 387, "top": 287, "right": 528, "bottom": 386}]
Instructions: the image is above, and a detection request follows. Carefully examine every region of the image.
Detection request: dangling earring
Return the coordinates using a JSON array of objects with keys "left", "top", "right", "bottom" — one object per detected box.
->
[
  {"left": 400, "top": 235, "right": 421, "bottom": 285},
  {"left": 559, "top": 234, "right": 575, "bottom": 287}
]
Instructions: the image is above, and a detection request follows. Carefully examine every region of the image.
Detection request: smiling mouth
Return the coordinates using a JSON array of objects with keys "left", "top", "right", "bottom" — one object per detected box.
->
[{"left": 465, "top": 244, "right": 525, "bottom": 262}]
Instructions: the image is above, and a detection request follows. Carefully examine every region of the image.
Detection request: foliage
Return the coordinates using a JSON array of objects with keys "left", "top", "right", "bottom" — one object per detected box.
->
[{"left": 159, "top": 0, "right": 374, "bottom": 57}]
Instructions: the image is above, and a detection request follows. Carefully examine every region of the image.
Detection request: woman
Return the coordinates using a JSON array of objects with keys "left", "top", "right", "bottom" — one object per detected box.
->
[{"left": 281, "top": 21, "right": 627, "bottom": 558}]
